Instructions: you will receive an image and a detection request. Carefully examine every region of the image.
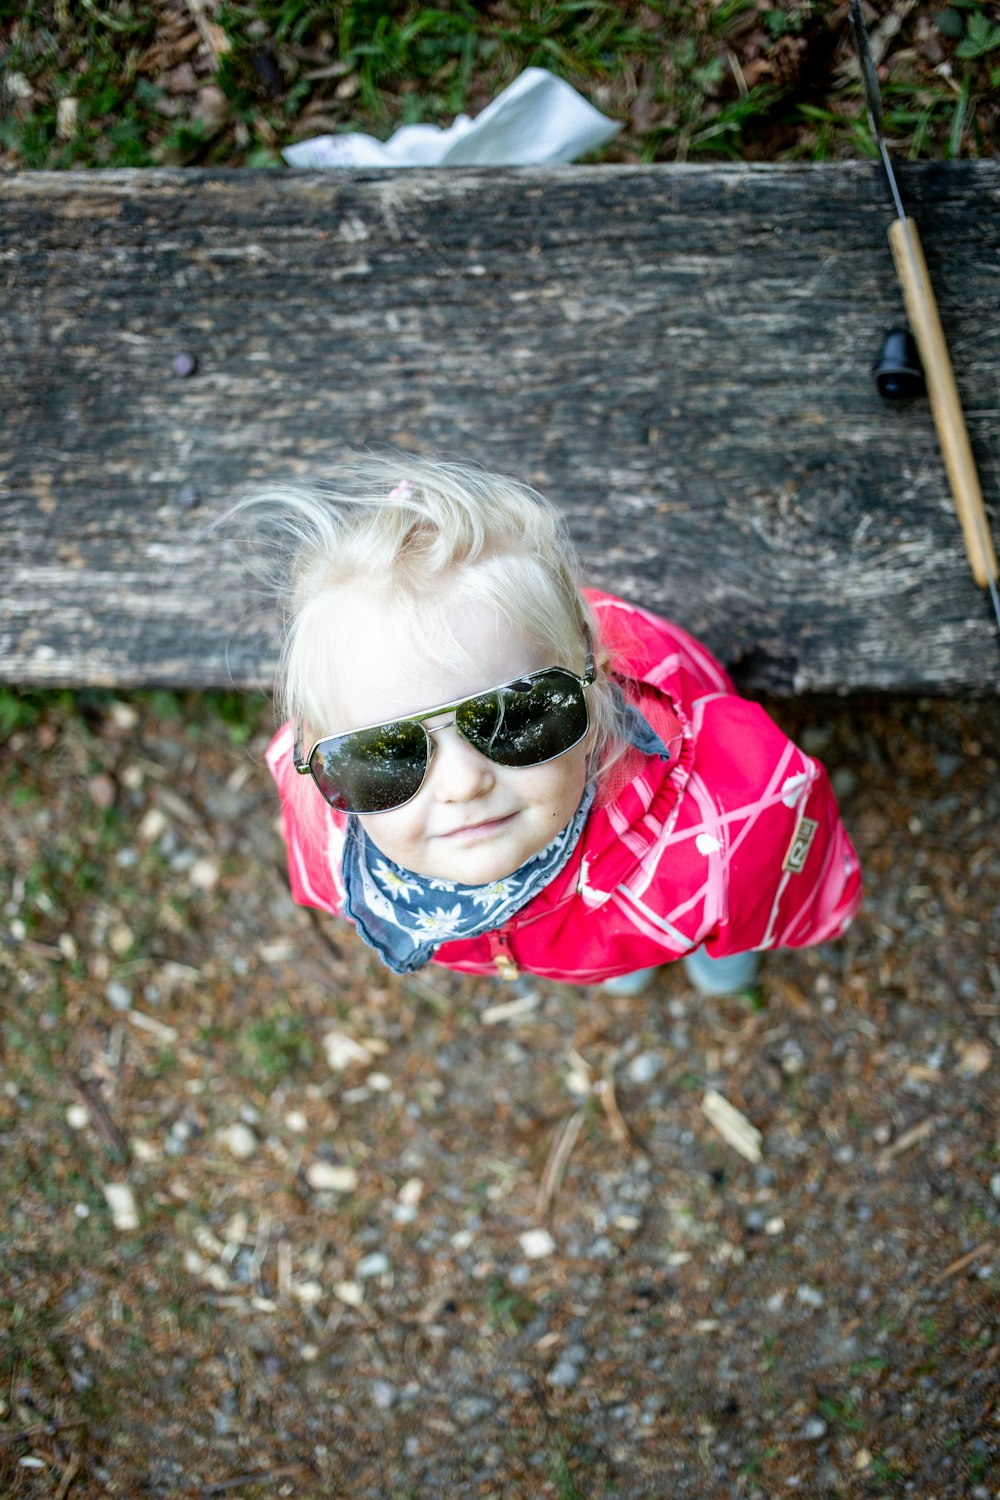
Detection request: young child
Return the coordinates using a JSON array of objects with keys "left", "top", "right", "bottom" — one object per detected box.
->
[{"left": 234, "top": 455, "right": 861, "bottom": 994}]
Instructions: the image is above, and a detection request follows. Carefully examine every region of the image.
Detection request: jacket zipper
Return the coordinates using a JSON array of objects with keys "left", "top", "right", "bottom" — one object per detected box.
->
[{"left": 488, "top": 926, "right": 519, "bottom": 980}]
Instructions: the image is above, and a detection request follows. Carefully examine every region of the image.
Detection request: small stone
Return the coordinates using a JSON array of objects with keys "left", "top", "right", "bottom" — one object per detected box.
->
[
  {"left": 956, "top": 1040, "right": 990, "bottom": 1076},
  {"left": 176, "top": 484, "right": 200, "bottom": 510},
  {"left": 627, "top": 1051, "right": 661, "bottom": 1084},
  {"left": 87, "top": 773, "right": 116, "bottom": 810},
  {"left": 989, "top": 1173, "right": 1000, "bottom": 1201},
  {"left": 110, "top": 702, "right": 140, "bottom": 730},
  {"left": 306, "top": 1162, "right": 358, "bottom": 1193},
  {"left": 322, "top": 1030, "right": 371, "bottom": 1070},
  {"left": 519, "top": 1228, "right": 557, "bottom": 1260},
  {"left": 218, "top": 1123, "right": 257, "bottom": 1160},
  {"left": 371, "top": 1379, "right": 397, "bottom": 1410},
  {"left": 292, "top": 1280, "right": 324, "bottom": 1305},
  {"left": 139, "top": 808, "right": 168, "bottom": 841},
  {"left": 453, "top": 1397, "right": 495, "bottom": 1425},
  {"left": 66, "top": 1104, "right": 90, "bottom": 1130},
  {"left": 106, "top": 981, "right": 133, "bottom": 1012},
  {"left": 108, "top": 924, "right": 134, "bottom": 956},
  {"left": 171, "top": 352, "right": 198, "bottom": 377},
  {"left": 547, "top": 1359, "right": 581, "bottom": 1387},
  {"left": 355, "top": 1252, "right": 389, "bottom": 1279},
  {"left": 189, "top": 857, "right": 220, "bottom": 891},
  {"left": 796, "top": 1284, "right": 825, "bottom": 1310},
  {"left": 334, "top": 1281, "right": 363, "bottom": 1307},
  {"left": 801, "top": 1416, "right": 828, "bottom": 1440}
]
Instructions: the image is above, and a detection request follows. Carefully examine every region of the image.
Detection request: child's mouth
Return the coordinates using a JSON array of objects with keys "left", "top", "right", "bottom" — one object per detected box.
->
[{"left": 438, "top": 813, "right": 517, "bottom": 842}]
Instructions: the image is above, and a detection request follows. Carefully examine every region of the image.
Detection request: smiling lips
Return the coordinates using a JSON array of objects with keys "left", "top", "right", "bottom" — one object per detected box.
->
[{"left": 438, "top": 813, "right": 518, "bottom": 841}]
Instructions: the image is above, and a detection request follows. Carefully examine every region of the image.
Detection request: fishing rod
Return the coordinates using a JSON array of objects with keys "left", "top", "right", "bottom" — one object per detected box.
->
[{"left": 849, "top": 0, "right": 1000, "bottom": 640}]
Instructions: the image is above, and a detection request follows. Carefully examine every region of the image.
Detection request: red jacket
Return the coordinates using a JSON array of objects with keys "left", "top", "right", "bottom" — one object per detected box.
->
[{"left": 266, "top": 591, "right": 862, "bottom": 982}]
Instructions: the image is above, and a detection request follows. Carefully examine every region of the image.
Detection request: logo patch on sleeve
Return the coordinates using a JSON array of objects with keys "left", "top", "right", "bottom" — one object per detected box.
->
[{"left": 783, "top": 817, "right": 818, "bottom": 874}]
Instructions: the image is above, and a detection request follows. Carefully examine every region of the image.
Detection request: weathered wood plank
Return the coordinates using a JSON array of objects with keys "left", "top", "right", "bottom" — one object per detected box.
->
[{"left": 1, "top": 163, "right": 998, "bottom": 694}]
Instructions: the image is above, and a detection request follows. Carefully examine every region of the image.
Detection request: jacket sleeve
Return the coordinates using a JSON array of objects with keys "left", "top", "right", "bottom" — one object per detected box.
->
[
  {"left": 690, "top": 695, "right": 862, "bottom": 957},
  {"left": 265, "top": 723, "right": 348, "bottom": 917}
]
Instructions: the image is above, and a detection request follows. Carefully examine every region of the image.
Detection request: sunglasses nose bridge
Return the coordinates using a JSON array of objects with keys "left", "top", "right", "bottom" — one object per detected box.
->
[{"left": 424, "top": 713, "right": 457, "bottom": 737}]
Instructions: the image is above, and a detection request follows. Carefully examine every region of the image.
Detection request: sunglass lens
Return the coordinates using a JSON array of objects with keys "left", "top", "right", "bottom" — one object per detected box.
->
[
  {"left": 310, "top": 722, "right": 429, "bottom": 813},
  {"left": 458, "top": 672, "right": 588, "bottom": 767}
]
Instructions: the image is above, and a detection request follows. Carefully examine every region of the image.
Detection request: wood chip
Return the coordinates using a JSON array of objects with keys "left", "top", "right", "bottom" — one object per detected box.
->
[
  {"left": 877, "top": 1116, "right": 937, "bottom": 1169},
  {"left": 536, "top": 1109, "right": 585, "bottom": 1217},
  {"left": 481, "top": 990, "right": 541, "bottom": 1024},
  {"left": 103, "top": 1182, "right": 139, "bottom": 1231},
  {"left": 701, "top": 1089, "right": 763, "bottom": 1162}
]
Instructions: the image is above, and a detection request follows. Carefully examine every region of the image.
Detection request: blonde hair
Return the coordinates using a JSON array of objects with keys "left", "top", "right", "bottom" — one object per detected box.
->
[{"left": 221, "top": 453, "right": 625, "bottom": 775}]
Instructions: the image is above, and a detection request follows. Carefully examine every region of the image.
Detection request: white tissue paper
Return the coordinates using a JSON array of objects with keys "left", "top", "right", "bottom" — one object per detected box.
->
[{"left": 282, "top": 67, "right": 620, "bottom": 169}]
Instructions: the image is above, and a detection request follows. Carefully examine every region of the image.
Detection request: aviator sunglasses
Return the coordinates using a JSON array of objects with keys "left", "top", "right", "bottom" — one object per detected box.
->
[{"left": 294, "top": 646, "right": 596, "bottom": 816}]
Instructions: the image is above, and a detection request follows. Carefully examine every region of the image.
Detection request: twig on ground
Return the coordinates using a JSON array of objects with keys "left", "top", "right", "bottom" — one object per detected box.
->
[
  {"left": 65, "top": 1073, "right": 130, "bottom": 1163},
  {"left": 929, "top": 1240, "right": 994, "bottom": 1285},
  {"left": 536, "top": 1109, "right": 585, "bottom": 1217}
]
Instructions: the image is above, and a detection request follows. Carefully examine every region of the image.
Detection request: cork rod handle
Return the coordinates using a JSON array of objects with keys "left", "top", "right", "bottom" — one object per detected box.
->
[{"left": 887, "top": 217, "right": 997, "bottom": 589}]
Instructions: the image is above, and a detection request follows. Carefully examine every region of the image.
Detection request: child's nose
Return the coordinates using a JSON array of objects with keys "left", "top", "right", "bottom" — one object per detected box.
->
[{"left": 427, "top": 724, "right": 495, "bottom": 802}]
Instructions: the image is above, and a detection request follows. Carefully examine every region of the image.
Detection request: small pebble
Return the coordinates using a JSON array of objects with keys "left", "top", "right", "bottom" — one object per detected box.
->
[
  {"left": 171, "top": 352, "right": 198, "bottom": 377},
  {"left": 189, "top": 857, "right": 220, "bottom": 891},
  {"left": 87, "top": 773, "right": 116, "bottom": 810},
  {"left": 106, "top": 981, "right": 133, "bottom": 1012},
  {"left": 306, "top": 1162, "right": 358, "bottom": 1193},
  {"left": 371, "top": 1379, "right": 397, "bottom": 1410},
  {"left": 989, "top": 1172, "right": 1000, "bottom": 1201},
  {"left": 356, "top": 1252, "right": 390, "bottom": 1279},
  {"left": 801, "top": 1416, "right": 828, "bottom": 1441},
  {"left": 333, "top": 1281, "right": 363, "bottom": 1307},
  {"left": 796, "top": 1284, "right": 825, "bottom": 1309},
  {"left": 547, "top": 1359, "right": 581, "bottom": 1387},
  {"left": 453, "top": 1397, "right": 495, "bottom": 1425},
  {"left": 66, "top": 1104, "right": 90, "bottom": 1130},
  {"left": 519, "top": 1228, "right": 557, "bottom": 1260},
  {"left": 176, "top": 484, "right": 200, "bottom": 510},
  {"left": 218, "top": 1123, "right": 257, "bottom": 1160},
  {"left": 139, "top": 808, "right": 168, "bottom": 841},
  {"left": 108, "top": 924, "right": 133, "bottom": 956},
  {"left": 322, "top": 1030, "right": 372, "bottom": 1070},
  {"left": 627, "top": 1051, "right": 661, "bottom": 1084}
]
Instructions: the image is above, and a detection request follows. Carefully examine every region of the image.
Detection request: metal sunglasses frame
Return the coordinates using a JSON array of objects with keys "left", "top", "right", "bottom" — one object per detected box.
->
[{"left": 293, "top": 646, "right": 596, "bottom": 813}]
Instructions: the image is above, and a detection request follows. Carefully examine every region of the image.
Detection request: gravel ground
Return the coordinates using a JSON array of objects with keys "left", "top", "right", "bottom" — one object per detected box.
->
[{"left": 1, "top": 687, "right": 998, "bottom": 1498}]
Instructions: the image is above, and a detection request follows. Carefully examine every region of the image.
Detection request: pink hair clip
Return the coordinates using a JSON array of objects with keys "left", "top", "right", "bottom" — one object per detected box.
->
[{"left": 389, "top": 481, "right": 413, "bottom": 501}]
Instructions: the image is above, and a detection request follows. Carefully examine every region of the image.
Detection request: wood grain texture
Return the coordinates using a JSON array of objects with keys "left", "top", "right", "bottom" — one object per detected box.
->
[{"left": 1, "top": 162, "right": 998, "bottom": 694}]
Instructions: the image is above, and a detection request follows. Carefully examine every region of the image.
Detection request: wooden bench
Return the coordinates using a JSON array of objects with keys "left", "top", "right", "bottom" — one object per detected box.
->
[{"left": 2, "top": 161, "right": 998, "bottom": 695}]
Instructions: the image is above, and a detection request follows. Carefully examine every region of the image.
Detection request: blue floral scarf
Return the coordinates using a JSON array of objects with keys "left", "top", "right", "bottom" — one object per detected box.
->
[{"left": 342, "top": 784, "right": 596, "bottom": 974}]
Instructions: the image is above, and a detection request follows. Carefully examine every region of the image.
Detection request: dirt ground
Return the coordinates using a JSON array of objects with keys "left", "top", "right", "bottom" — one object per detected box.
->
[{"left": 1, "top": 685, "right": 998, "bottom": 1498}]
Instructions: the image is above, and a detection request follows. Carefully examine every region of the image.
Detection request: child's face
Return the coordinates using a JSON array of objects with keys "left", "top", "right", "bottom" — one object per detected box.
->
[{"left": 320, "top": 581, "right": 590, "bottom": 885}]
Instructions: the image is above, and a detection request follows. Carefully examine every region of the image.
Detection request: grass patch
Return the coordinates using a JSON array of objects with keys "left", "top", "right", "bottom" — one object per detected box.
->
[{"left": 3, "top": 0, "right": 998, "bottom": 168}]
